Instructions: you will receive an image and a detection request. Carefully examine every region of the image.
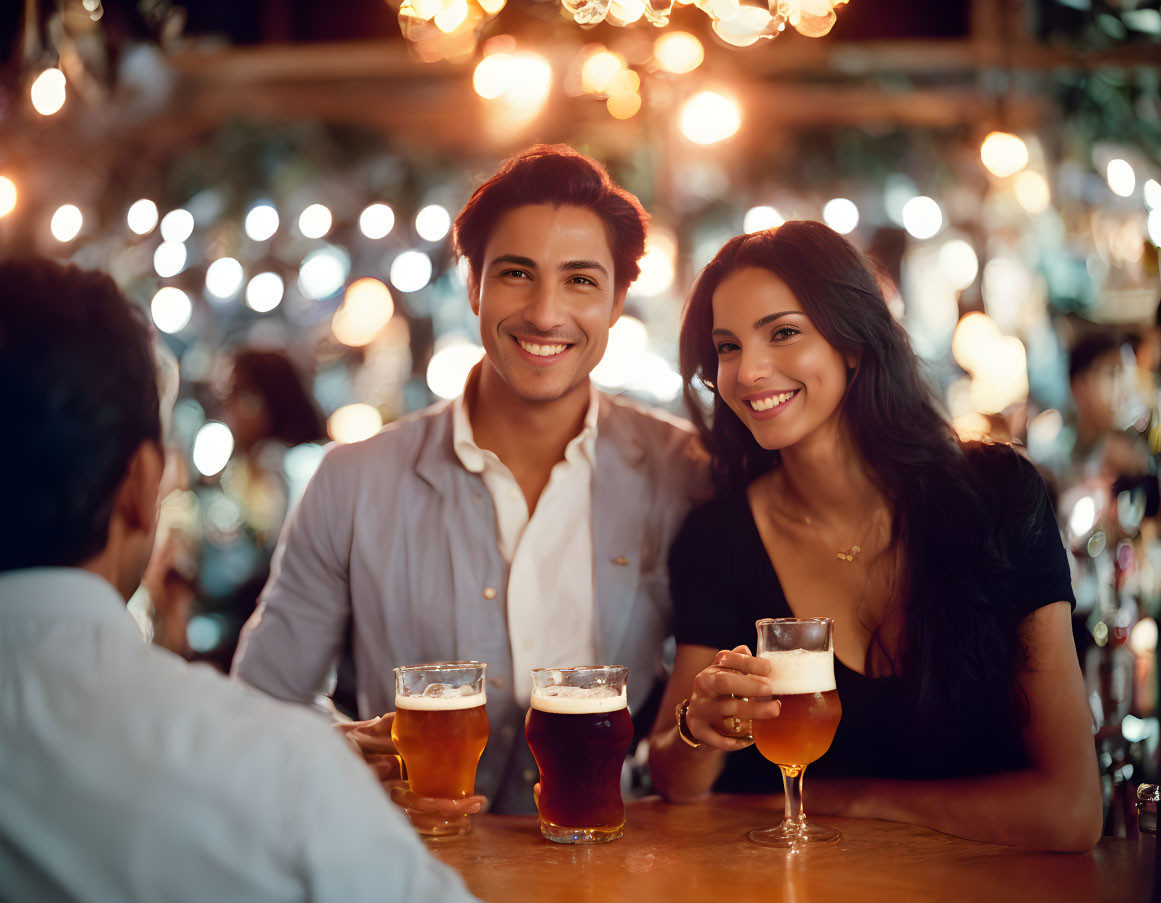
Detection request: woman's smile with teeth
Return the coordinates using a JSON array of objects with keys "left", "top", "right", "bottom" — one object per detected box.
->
[
  {"left": 516, "top": 338, "right": 568, "bottom": 356},
  {"left": 749, "top": 390, "right": 797, "bottom": 411}
]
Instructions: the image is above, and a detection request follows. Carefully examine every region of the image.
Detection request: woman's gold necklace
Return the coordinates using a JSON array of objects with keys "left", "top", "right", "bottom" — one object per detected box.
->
[{"left": 800, "top": 512, "right": 879, "bottom": 563}]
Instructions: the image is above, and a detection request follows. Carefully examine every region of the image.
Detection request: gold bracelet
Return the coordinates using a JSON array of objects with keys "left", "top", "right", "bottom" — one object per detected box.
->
[{"left": 674, "top": 698, "right": 702, "bottom": 749}]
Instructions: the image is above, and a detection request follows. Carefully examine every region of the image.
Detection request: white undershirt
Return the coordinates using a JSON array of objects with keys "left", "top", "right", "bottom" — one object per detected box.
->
[{"left": 452, "top": 385, "right": 598, "bottom": 705}]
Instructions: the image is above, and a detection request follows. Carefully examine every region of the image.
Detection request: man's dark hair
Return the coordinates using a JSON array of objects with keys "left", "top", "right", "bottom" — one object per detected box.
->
[
  {"left": 452, "top": 144, "right": 648, "bottom": 295},
  {"left": 0, "top": 258, "right": 161, "bottom": 570}
]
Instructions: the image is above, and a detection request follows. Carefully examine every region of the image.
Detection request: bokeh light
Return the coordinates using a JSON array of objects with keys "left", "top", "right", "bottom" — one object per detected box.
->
[
  {"left": 1148, "top": 209, "right": 1161, "bottom": 248},
  {"left": 298, "top": 246, "right": 350, "bottom": 300},
  {"left": 581, "top": 50, "right": 625, "bottom": 95},
  {"left": 631, "top": 232, "right": 676, "bottom": 297},
  {"left": 901, "top": 196, "right": 943, "bottom": 240},
  {"left": 607, "top": 91, "right": 642, "bottom": 119},
  {"left": 0, "top": 177, "right": 15, "bottom": 218},
  {"left": 1013, "top": 170, "right": 1051, "bottom": 215},
  {"left": 245, "top": 272, "right": 284, "bottom": 312},
  {"left": 360, "top": 203, "right": 395, "bottom": 239},
  {"left": 328, "top": 403, "right": 384, "bottom": 444},
  {"left": 743, "top": 206, "right": 784, "bottom": 234},
  {"left": 680, "top": 91, "right": 741, "bottom": 145},
  {"left": 245, "top": 203, "right": 280, "bottom": 241},
  {"left": 822, "top": 198, "right": 859, "bottom": 234},
  {"left": 153, "top": 242, "right": 187, "bottom": 278},
  {"left": 1106, "top": 159, "right": 1135, "bottom": 198},
  {"left": 298, "top": 204, "right": 333, "bottom": 239},
  {"left": 979, "top": 131, "right": 1029, "bottom": 178},
  {"left": 415, "top": 204, "right": 452, "bottom": 242},
  {"left": 653, "top": 31, "right": 703, "bottom": 74},
  {"left": 390, "top": 250, "right": 433, "bottom": 293},
  {"left": 1146, "top": 179, "right": 1161, "bottom": 211},
  {"left": 427, "top": 339, "right": 486, "bottom": 399},
  {"left": 160, "top": 208, "right": 195, "bottom": 243},
  {"left": 205, "top": 257, "right": 244, "bottom": 299},
  {"left": 151, "top": 287, "right": 193, "bottom": 334},
  {"left": 30, "top": 68, "right": 66, "bottom": 116},
  {"left": 127, "top": 199, "right": 158, "bottom": 235},
  {"left": 50, "top": 204, "right": 83, "bottom": 242},
  {"left": 592, "top": 316, "right": 649, "bottom": 389},
  {"left": 192, "top": 421, "right": 235, "bottom": 477},
  {"left": 332, "top": 277, "right": 395, "bottom": 347},
  {"left": 951, "top": 311, "right": 1001, "bottom": 375},
  {"left": 937, "top": 239, "right": 979, "bottom": 291}
]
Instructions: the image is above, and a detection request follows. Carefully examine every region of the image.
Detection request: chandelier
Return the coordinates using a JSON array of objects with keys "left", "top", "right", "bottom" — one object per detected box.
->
[{"left": 394, "top": 0, "right": 850, "bottom": 61}]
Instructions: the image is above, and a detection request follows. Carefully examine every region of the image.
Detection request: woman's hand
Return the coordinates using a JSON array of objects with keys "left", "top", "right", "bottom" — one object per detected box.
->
[{"left": 685, "top": 645, "right": 781, "bottom": 750}]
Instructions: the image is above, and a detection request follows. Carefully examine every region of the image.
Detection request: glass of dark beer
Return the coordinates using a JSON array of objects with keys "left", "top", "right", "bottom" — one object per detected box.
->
[
  {"left": 524, "top": 666, "right": 633, "bottom": 844},
  {"left": 749, "top": 618, "right": 842, "bottom": 848},
  {"left": 391, "top": 661, "right": 489, "bottom": 837}
]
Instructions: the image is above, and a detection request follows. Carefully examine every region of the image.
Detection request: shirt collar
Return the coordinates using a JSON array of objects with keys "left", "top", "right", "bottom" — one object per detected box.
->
[
  {"left": 452, "top": 379, "right": 600, "bottom": 474},
  {"left": 0, "top": 567, "right": 142, "bottom": 640}
]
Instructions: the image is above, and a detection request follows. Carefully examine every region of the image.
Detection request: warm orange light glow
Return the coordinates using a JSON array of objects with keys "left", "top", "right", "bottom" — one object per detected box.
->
[
  {"left": 680, "top": 91, "right": 741, "bottom": 145},
  {"left": 654, "top": 32, "right": 704, "bottom": 74},
  {"left": 333, "top": 277, "right": 395, "bottom": 347},
  {"left": 581, "top": 51, "right": 625, "bottom": 95},
  {"left": 607, "top": 92, "right": 642, "bottom": 119},
  {"left": 0, "top": 177, "right": 16, "bottom": 218},
  {"left": 980, "top": 131, "right": 1028, "bottom": 178},
  {"left": 31, "top": 68, "right": 66, "bottom": 116}
]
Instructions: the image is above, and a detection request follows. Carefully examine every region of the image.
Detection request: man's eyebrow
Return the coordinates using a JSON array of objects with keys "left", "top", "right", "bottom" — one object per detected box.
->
[
  {"left": 560, "top": 259, "right": 609, "bottom": 276},
  {"left": 488, "top": 254, "right": 537, "bottom": 269}
]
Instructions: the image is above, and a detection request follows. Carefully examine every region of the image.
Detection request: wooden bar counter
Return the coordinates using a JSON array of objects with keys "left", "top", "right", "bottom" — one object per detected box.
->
[{"left": 429, "top": 794, "right": 1147, "bottom": 903}]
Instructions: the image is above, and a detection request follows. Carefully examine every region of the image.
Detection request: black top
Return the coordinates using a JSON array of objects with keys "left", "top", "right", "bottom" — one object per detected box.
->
[{"left": 669, "top": 446, "right": 1075, "bottom": 791}]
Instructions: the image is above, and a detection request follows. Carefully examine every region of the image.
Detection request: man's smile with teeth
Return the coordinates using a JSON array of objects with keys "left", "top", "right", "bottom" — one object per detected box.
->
[
  {"left": 516, "top": 337, "right": 570, "bottom": 356},
  {"left": 748, "top": 390, "right": 798, "bottom": 411}
]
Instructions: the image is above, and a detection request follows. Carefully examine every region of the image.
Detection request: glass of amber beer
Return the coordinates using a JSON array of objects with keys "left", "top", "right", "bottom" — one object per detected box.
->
[
  {"left": 524, "top": 666, "right": 633, "bottom": 844},
  {"left": 749, "top": 618, "right": 842, "bottom": 848},
  {"left": 391, "top": 661, "right": 489, "bottom": 837}
]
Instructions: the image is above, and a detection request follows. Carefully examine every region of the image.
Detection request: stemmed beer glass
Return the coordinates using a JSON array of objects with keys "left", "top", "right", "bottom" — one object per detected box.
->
[{"left": 748, "top": 618, "right": 842, "bottom": 848}]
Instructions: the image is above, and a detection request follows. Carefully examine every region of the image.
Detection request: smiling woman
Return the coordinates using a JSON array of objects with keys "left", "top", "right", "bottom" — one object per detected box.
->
[{"left": 647, "top": 222, "right": 1103, "bottom": 853}]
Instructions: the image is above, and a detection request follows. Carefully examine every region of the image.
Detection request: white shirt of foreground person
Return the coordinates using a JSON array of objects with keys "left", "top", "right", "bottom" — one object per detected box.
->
[
  {"left": 451, "top": 385, "right": 597, "bottom": 703},
  {"left": 0, "top": 569, "right": 479, "bottom": 903}
]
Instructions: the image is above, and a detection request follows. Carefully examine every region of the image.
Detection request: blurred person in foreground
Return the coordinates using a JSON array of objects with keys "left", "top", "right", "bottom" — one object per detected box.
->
[
  {"left": 232, "top": 145, "right": 708, "bottom": 815},
  {"left": 647, "top": 223, "right": 1101, "bottom": 852},
  {"left": 0, "top": 258, "right": 479, "bottom": 903}
]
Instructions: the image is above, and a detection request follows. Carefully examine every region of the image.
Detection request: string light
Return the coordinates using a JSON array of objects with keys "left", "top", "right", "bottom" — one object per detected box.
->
[
  {"left": 30, "top": 68, "right": 66, "bottom": 116},
  {"left": 680, "top": 91, "right": 741, "bottom": 145},
  {"left": 0, "top": 177, "right": 16, "bottom": 218},
  {"left": 50, "top": 205, "right": 83, "bottom": 242},
  {"left": 980, "top": 131, "right": 1028, "bottom": 178}
]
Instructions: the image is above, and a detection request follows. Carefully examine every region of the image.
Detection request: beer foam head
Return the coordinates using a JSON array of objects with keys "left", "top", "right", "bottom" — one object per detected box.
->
[
  {"left": 759, "top": 648, "right": 836, "bottom": 694},
  {"left": 396, "top": 683, "right": 486, "bottom": 711},
  {"left": 530, "top": 684, "right": 627, "bottom": 714}
]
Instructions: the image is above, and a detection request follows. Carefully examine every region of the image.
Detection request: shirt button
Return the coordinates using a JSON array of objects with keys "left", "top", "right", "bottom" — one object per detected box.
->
[
  {"left": 483, "top": 587, "right": 497, "bottom": 600},
  {"left": 523, "top": 769, "right": 538, "bottom": 784},
  {"left": 509, "top": 488, "right": 521, "bottom": 500},
  {"left": 488, "top": 677, "right": 506, "bottom": 689},
  {"left": 522, "top": 640, "right": 533, "bottom": 652}
]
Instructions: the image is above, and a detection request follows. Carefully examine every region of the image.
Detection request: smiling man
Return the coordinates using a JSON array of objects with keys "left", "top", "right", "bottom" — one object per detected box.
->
[{"left": 232, "top": 145, "right": 708, "bottom": 814}]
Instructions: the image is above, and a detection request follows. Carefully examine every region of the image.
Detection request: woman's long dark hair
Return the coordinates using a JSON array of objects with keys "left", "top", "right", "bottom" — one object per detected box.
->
[{"left": 679, "top": 222, "right": 1039, "bottom": 763}]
